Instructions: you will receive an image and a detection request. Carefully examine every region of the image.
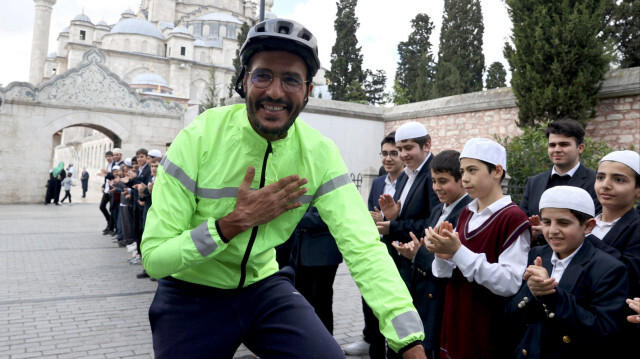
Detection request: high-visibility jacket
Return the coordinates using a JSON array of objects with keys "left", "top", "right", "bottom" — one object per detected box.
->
[{"left": 141, "top": 104, "right": 424, "bottom": 352}]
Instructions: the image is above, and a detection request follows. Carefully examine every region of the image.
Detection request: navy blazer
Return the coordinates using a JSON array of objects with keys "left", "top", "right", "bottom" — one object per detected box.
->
[
  {"left": 507, "top": 240, "right": 629, "bottom": 359},
  {"left": 520, "top": 163, "right": 601, "bottom": 216},
  {"left": 290, "top": 206, "right": 343, "bottom": 267},
  {"left": 367, "top": 175, "right": 387, "bottom": 212},
  {"left": 586, "top": 208, "right": 640, "bottom": 296},
  {"left": 409, "top": 194, "right": 472, "bottom": 350},
  {"left": 387, "top": 156, "right": 440, "bottom": 244}
]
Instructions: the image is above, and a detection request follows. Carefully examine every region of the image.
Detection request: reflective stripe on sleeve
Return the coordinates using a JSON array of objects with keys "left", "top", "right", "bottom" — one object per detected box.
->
[
  {"left": 190, "top": 220, "right": 218, "bottom": 257},
  {"left": 197, "top": 187, "right": 238, "bottom": 199},
  {"left": 391, "top": 311, "right": 423, "bottom": 340},
  {"left": 313, "top": 173, "right": 351, "bottom": 201},
  {"left": 161, "top": 156, "right": 197, "bottom": 195}
]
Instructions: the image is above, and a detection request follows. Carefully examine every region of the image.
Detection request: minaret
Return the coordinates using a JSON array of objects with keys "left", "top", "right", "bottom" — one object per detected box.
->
[{"left": 29, "top": 0, "right": 57, "bottom": 84}]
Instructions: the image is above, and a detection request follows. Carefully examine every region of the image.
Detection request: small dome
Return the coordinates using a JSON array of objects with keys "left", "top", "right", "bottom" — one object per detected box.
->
[
  {"left": 131, "top": 72, "right": 168, "bottom": 87},
  {"left": 193, "top": 12, "right": 242, "bottom": 24},
  {"left": 97, "top": 20, "right": 109, "bottom": 26},
  {"left": 171, "top": 25, "right": 191, "bottom": 35},
  {"left": 122, "top": 8, "right": 135, "bottom": 16},
  {"left": 110, "top": 18, "right": 164, "bottom": 40},
  {"left": 47, "top": 52, "right": 57, "bottom": 58},
  {"left": 72, "top": 13, "right": 92, "bottom": 23},
  {"left": 60, "top": 27, "right": 70, "bottom": 34}
]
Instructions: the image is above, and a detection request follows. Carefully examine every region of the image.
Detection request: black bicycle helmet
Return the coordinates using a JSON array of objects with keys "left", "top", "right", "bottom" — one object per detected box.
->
[{"left": 235, "top": 18, "right": 320, "bottom": 98}]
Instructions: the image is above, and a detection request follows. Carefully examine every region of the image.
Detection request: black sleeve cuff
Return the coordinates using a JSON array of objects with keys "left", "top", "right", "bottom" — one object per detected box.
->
[
  {"left": 214, "top": 220, "right": 230, "bottom": 243},
  {"left": 397, "top": 340, "right": 423, "bottom": 356}
]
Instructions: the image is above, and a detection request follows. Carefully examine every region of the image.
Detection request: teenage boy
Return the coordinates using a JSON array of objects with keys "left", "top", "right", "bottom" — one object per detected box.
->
[
  {"left": 507, "top": 186, "right": 628, "bottom": 358},
  {"left": 392, "top": 150, "right": 471, "bottom": 359},
  {"left": 377, "top": 122, "right": 440, "bottom": 285},
  {"left": 520, "top": 119, "right": 600, "bottom": 245},
  {"left": 345, "top": 131, "right": 406, "bottom": 358},
  {"left": 99, "top": 150, "right": 115, "bottom": 235},
  {"left": 425, "top": 138, "right": 531, "bottom": 359}
]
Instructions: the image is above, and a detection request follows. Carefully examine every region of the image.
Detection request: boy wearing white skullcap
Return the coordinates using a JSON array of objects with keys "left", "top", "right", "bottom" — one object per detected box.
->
[
  {"left": 425, "top": 137, "right": 531, "bottom": 359},
  {"left": 508, "top": 185, "right": 629, "bottom": 359},
  {"left": 590, "top": 150, "right": 640, "bottom": 322}
]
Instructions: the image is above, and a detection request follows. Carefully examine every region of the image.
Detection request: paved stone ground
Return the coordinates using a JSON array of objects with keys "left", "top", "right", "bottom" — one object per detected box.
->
[{"left": 0, "top": 204, "right": 371, "bottom": 358}]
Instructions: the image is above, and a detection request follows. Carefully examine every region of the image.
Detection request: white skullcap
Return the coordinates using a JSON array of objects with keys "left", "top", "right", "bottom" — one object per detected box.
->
[
  {"left": 112, "top": 165, "right": 121, "bottom": 171},
  {"left": 600, "top": 150, "right": 640, "bottom": 175},
  {"left": 395, "top": 122, "right": 428, "bottom": 142},
  {"left": 539, "top": 186, "right": 595, "bottom": 217},
  {"left": 124, "top": 158, "right": 132, "bottom": 167},
  {"left": 112, "top": 148, "right": 122, "bottom": 154},
  {"left": 460, "top": 138, "right": 507, "bottom": 171},
  {"left": 148, "top": 149, "right": 162, "bottom": 158}
]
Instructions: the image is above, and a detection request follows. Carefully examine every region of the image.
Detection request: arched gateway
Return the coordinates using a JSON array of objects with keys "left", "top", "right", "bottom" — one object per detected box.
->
[{"left": 0, "top": 49, "right": 188, "bottom": 203}]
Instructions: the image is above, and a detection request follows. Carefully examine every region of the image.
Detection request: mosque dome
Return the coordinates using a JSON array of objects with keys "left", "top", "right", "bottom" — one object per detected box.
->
[
  {"left": 193, "top": 12, "right": 242, "bottom": 24},
  {"left": 72, "top": 13, "right": 92, "bottom": 23},
  {"left": 171, "top": 25, "right": 191, "bottom": 35},
  {"left": 60, "top": 27, "right": 70, "bottom": 34},
  {"left": 97, "top": 20, "right": 109, "bottom": 27},
  {"left": 122, "top": 8, "right": 136, "bottom": 16},
  {"left": 109, "top": 18, "right": 165, "bottom": 40},
  {"left": 131, "top": 72, "right": 168, "bottom": 87},
  {"left": 47, "top": 52, "right": 57, "bottom": 58}
]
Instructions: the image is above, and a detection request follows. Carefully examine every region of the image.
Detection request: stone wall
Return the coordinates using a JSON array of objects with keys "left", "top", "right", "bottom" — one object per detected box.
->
[{"left": 384, "top": 67, "right": 640, "bottom": 152}]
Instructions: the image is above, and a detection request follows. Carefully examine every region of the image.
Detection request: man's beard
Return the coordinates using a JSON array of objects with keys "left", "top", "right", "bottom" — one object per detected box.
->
[{"left": 246, "top": 96, "right": 302, "bottom": 140}]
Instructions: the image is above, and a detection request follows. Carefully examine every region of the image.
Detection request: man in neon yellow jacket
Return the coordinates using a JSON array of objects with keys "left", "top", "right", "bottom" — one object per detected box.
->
[{"left": 142, "top": 18, "right": 426, "bottom": 359}]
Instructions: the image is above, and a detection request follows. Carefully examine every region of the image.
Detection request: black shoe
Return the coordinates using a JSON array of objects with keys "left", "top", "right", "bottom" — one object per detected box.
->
[
  {"left": 117, "top": 240, "right": 126, "bottom": 247},
  {"left": 137, "top": 270, "right": 150, "bottom": 279},
  {"left": 108, "top": 230, "right": 116, "bottom": 236},
  {"left": 149, "top": 277, "right": 157, "bottom": 282},
  {"left": 102, "top": 229, "right": 109, "bottom": 235},
  {"left": 54, "top": 203, "right": 60, "bottom": 206}
]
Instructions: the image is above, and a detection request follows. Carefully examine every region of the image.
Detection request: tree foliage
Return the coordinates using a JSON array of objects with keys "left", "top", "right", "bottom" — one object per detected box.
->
[
  {"left": 363, "top": 69, "right": 387, "bottom": 106},
  {"left": 327, "top": 0, "right": 366, "bottom": 102},
  {"left": 485, "top": 61, "right": 507, "bottom": 89},
  {"left": 608, "top": 0, "right": 640, "bottom": 68},
  {"left": 433, "top": 0, "right": 485, "bottom": 97},
  {"left": 200, "top": 67, "right": 219, "bottom": 113},
  {"left": 228, "top": 22, "right": 251, "bottom": 98},
  {"left": 395, "top": 13, "right": 436, "bottom": 103},
  {"left": 504, "top": 0, "right": 613, "bottom": 128}
]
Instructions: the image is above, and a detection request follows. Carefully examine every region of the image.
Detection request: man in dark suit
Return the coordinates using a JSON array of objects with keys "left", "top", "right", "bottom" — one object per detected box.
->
[
  {"left": 520, "top": 119, "right": 601, "bottom": 246},
  {"left": 288, "top": 205, "right": 343, "bottom": 335},
  {"left": 345, "top": 131, "right": 405, "bottom": 358}
]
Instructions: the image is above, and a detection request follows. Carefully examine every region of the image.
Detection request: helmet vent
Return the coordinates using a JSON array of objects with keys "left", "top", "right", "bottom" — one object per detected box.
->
[
  {"left": 278, "top": 25, "right": 290, "bottom": 34},
  {"left": 256, "top": 25, "right": 266, "bottom": 33}
]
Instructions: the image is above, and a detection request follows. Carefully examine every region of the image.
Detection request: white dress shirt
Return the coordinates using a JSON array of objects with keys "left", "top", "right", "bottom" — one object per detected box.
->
[
  {"left": 398, "top": 153, "right": 431, "bottom": 211},
  {"left": 550, "top": 244, "right": 582, "bottom": 283},
  {"left": 590, "top": 213, "right": 619, "bottom": 239},
  {"left": 432, "top": 195, "right": 531, "bottom": 296}
]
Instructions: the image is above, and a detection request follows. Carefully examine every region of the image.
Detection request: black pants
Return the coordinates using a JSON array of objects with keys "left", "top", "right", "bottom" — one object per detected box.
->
[
  {"left": 294, "top": 264, "right": 339, "bottom": 335},
  {"left": 99, "top": 193, "right": 113, "bottom": 230},
  {"left": 60, "top": 190, "right": 71, "bottom": 203},
  {"left": 149, "top": 267, "right": 345, "bottom": 359}
]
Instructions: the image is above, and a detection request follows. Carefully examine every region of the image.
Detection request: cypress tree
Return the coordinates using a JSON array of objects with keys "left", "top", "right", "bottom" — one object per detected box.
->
[
  {"left": 327, "top": 0, "right": 366, "bottom": 102},
  {"left": 363, "top": 69, "right": 387, "bottom": 106},
  {"left": 504, "top": 0, "right": 612, "bottom": 127},
  {"left": 609, "top": 0, "right": 640, "bottom": 68},
  {"left": 200, "top": 68, "right": 219, "bottom": 113},
  {"left": 228, "top": 22, "right": 251, "bottom": 98},
  {"left": 433, "top": 0, "right": 485, "bottom": 97},
  {"left": 485, "top": 61, "right": 507, "bottom": 89},
  {"left": 395, "top": 13, "right": 436, "bottom": 103}
]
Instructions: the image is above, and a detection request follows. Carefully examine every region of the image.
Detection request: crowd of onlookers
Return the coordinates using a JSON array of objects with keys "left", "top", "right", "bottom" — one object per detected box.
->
[
  {"left": 44, "top": 163, "right": 89, "bottom": 205},
  {"left": 96, "top": 147, "right": 165, "bottom": 279}
]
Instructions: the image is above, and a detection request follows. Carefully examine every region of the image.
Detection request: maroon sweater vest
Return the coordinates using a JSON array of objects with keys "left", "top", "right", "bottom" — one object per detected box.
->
[{"left": 440, "top": 203, "right": 530, "bottom": 359}]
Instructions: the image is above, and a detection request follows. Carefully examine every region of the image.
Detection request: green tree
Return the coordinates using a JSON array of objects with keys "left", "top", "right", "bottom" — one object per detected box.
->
[
  {"left": 327, "top": 0, "right": 366, "bottom": 102},
  {"left": 504, "top": 0, "right": 613, "bottom": 128},
  {"left": 228, "top": 22, "right": 251, "bottom": 98},
  {"left": 433, "top": 0, "right": 485, "bottom": 97},
  {"left": 395, "top": 13, "right": 436, "bottom": 103},
  {"left": 200, "top": 67, "right": 219, "bottom": 113},
  {"left": 363, "top": 69, "right": 387, "bottom": 106},
  {"left": 392, "top": 79, "right": 410, "bottom": 105},
  {"left": 485, "top": 61, "right": 507, "bottom": 89},
  {"left": 608, "top": 0, "right": 640, "bottom": 68}
]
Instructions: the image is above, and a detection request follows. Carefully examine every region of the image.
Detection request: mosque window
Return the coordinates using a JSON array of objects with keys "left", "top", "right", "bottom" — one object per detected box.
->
[
  {"left": 80, "top": 30, "right": 86, "bottom": 41},
  {"left": 181, "top": 47, "right": 186, "bottom": 56},
  {"left": 203, "top": 24, "right": 210, "bottom": 37}
]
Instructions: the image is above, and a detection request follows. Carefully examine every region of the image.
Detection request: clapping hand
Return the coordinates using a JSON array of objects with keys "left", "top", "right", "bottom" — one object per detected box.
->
[
  {"left": 392, "top": 232, "right": 423, "bottom": 260},
  {"left": 524, "top": 256, "right": 557, "bottom": 297},
  {"left": 378, "top": 194, "right": 401, "bottom": 220},
  {"left": 424, "top": 221, "right": 459, "bottom": 260}
]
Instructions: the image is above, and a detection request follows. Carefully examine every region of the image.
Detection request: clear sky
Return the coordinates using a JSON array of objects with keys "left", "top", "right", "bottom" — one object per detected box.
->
[{"left": 0, "top": 0, "right": 512, "bottom": 92}]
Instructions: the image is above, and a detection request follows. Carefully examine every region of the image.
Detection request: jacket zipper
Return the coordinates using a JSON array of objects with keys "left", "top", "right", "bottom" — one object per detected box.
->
[{"left": 237, "top": 141, "right": 272, "bottom": 289}]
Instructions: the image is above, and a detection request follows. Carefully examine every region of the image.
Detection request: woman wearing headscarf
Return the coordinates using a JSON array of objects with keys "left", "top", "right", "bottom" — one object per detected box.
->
[{"left": 51, "top": 161, "right": 66, "bottom": 206}]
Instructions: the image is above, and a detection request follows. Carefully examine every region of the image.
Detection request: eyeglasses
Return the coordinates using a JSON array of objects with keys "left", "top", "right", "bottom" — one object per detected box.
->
[
  {"left": 380, "top": 151, "right": 399, "bottom": 159},
  {"left": 250, "top": 69, "right": 307, "bottom": 93}
]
